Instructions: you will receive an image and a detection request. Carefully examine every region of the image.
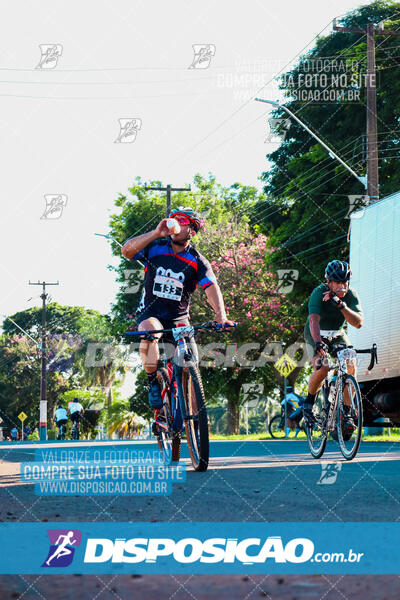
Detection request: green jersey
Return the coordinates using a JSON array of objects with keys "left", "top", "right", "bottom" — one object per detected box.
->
[{"left": 304, "top": 283, "right": 363, "bottom": 338}]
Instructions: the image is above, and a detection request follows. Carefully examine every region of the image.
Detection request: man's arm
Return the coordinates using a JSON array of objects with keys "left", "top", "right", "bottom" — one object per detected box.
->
[
  {"left": 121, "top": 219, "right": 170, "bottom": 260},
  {"left": 322, "top": 291, "right": 363, "bottom": 329},
  {"left": 205, "top": 284, "right": 234, "bottom": 327},
  {"left": 340, "top": 305, "right": 363, "bottom": 329},
  {"left": 309, "top": 313, "right": 323, "bottom": 344}
]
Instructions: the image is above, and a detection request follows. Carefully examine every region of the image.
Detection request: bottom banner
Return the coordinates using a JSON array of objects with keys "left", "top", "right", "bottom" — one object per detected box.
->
[{"left": 0, "top": 522, "right": 397, "bottom": 574}]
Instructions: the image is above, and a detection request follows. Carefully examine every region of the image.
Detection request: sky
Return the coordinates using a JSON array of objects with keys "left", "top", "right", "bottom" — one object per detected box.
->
[{"left": 1, "top": 0, "right": 372, "bottom": 324}]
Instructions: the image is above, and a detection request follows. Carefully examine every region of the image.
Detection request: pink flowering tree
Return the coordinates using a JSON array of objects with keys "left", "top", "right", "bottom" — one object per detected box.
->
[{"left": 191, "top": 220, "right": 296, "bottom": 433}]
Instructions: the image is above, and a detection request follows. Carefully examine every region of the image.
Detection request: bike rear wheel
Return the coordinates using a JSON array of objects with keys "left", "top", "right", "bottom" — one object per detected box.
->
[
  {"left": 305, "top": 389, "right": 328, "bottom": 458},
  {"left": 156, "top": 368, "right": 181, "bottom": 463},
  {"left": 181, "top": 362, "right": 209, "bottom": 472},
  {"left": 72, "top": 421, "right": 79, "bottom": 440},
  {"left": 336, "top": 374, "right": 363, "bottom": 460},
  {"left": 268, "top": 414, "right": 285, "bottom": 438}
]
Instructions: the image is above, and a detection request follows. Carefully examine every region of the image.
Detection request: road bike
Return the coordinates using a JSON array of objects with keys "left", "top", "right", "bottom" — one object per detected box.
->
[
  {"left": 126, "top": 321, "right": 236, "bottom": 471},
  {"left": 305, "top": 343, "right": 378, "bottom": 460},
  {"left": 268, "top": 399, "right": 306, "bottom": 439}
]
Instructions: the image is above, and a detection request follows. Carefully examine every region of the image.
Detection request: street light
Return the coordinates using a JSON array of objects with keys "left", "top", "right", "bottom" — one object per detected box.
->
[{"left": 255, "top": 98, "right": 368, "bottom": 190}]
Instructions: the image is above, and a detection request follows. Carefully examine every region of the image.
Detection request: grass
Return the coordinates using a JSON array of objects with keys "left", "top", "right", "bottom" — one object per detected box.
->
[{"left": 210, "top": 430, "right": 400, "bottom": 442}]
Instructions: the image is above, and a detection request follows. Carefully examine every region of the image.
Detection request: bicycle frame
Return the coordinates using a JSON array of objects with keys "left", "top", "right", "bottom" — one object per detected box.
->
[
  {"left": 126, "top": 321, "right": 236, "bottom": 469},
  {"left": 323, "top": 349, "right": 356, "bottom": 432},
  {"left": 306, "top": 343, "right": 377, "bottom": 459},
  {"left": 127, "top": 321, "right": 233, "bottom": 432},
  {"left": 320, "top": 344, "right": 376, "bottom": 432}
]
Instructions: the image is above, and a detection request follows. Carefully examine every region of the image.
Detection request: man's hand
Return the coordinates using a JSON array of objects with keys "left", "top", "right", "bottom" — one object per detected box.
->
[
  {"left": 154, "top": 219, "right": 171, "bottom": 238},
  {"left": 315, "top": 340, "right": 328, "bottom": 358},
  {"left": 322, "top": 290, "right": 346, "bottom": 310},
  {"left": 216, "top": 317, "right": 236, "bottom": 329}
]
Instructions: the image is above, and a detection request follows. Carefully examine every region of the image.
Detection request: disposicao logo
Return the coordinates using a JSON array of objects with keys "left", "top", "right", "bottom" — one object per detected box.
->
[
  {"left": 83, "top": 536, "right": 314, "bottom": 564},
  {"left": 42, "top": 529, "right": 82, "bottom": 567}
]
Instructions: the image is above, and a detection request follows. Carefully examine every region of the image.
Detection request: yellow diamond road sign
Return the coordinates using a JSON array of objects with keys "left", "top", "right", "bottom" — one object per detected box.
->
[
  {"left": 18, "top": 411, "right": 28, "bottom": 422},
  {"left": 275, "top": 353, "right": 297, "bottom": 377}
]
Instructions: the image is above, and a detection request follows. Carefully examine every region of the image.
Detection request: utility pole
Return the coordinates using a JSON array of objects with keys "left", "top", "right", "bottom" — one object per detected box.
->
[
  {"left": 333, "top": 19, "right": 400, "bottom": 202},
  {"left": 145, "top": 184, "right": 191, "bottom": 217},
  {"left": 29, "top": 280, "right": 59, "bottom": 440}
]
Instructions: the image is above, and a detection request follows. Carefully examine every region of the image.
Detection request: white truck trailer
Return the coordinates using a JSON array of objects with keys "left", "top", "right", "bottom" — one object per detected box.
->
[{"left": 349, "top": 190, "right": 400, "bottom": 426}]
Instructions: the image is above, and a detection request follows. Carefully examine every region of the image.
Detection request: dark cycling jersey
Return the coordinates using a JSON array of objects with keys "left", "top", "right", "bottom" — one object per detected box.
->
[
  {"left": 130, "top": 238, "right": 216, "bottom": 320},
  {"left": 304, "top": 283, "right": 363, "bottom": 338}
]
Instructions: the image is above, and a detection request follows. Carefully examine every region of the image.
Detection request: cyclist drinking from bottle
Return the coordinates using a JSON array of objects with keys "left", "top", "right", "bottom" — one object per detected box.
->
[
  {"left": 303, "top": 260, "right": 364, "bottom": 428},
  {"left": 121, "top": 207, "right": 234, "bottom": 409}
]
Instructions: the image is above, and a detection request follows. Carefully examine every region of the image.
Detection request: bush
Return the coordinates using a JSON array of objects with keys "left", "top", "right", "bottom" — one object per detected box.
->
[{"left": 47, "top": 428, "right": 56, "bottom": 440}]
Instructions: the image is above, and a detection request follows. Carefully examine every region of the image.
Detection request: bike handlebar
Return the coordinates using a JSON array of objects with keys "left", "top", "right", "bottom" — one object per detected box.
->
[
  {"left": 125, "top": 321, "right": 237, "bottom": 338},
  {"left": 355, "top": 343, "right": 378, "bottom": 371},
  {"left": 315, "top": 343, "right": 378, "bottom": 371}
]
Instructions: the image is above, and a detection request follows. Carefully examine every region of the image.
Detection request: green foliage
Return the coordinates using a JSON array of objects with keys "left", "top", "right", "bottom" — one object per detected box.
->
[
  {"left": 102, "top": 397, "right": 146, "bottom": 439},
  {"left": 128, "top": 369, "right": 153, "bottom": 421},
  {"left": 257, "top": 1, "right": 400, "bottom": 330},
  {"left": 108, "top": 174, "right": 266, "bottom": 339},
  {"left": 108, "top": 174, "right": 302, "bottom": 433},
  {"left": 0, "top": 304, "right": 126, "bottom": 430}
]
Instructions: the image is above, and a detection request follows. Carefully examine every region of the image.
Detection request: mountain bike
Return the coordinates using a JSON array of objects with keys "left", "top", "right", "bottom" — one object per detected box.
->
[
  {"left": 56, "top": 420, "right": 67, "bottom": 440},
  {"left": 305, "top": 343, "right": 378, "bottom": 460},
  {"left": 126, "top": 321, "right": 236, "bottom": 471},
  {"left": 71, "top": 416, "right": 82, "bottom": 441},
  {"left": 268, "top": 400, "right": 306, "bottom": 439}
]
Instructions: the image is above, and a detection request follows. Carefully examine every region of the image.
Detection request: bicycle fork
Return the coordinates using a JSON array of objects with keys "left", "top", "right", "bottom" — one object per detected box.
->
[{"left": 327, "top": 378, "right": 341, "bottom": 432}]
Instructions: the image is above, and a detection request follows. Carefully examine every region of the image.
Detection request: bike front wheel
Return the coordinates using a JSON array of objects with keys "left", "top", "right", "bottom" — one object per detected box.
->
[
  {"left": 305, "top": 389, "right": 328, "bottom": 459},
  {"left": 181, "top": 362, "right": 209, "bottom": 472},
  {"left": 336, "top": 374, "right": 363, "bottom": 460},
  {"left": 156, "top": 368, "right": 181, "bottom": 463}
]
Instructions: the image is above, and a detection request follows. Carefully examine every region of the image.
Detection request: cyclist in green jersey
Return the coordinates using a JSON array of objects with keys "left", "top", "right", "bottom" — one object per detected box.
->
[{"left": 303, "top": 260, "right": 364, "bottom": 427}]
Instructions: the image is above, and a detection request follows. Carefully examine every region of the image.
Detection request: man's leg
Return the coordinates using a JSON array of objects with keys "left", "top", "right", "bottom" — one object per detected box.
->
[
  {"left": 138, "top": 317, "right": 164, "bottom": 409},
  {"left": 341, "top": 359, "right": 358, "bottom": 429},
  {"left": 303, "top": 354, "right": 329, "bottom": 424},
  {"left": 343, "top": 359, "right": 357, "bottom": 406}
]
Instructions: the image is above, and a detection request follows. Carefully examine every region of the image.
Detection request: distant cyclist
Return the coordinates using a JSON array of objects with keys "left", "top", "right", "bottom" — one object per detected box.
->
[
  {"left": 121, "top": 207, "right": 234, "bottom": 409},
  {"left": 67, "top": 398, "right": 84, "bottom": 437},
  {"left": 10, "top": 427, "right": 18, "bottom": 441},
  {"left": 303, "top": 260, "right": 363, "bottom": 428},
  {"left": 282, "top": 386, "right": 304, "bottom": 437},
  {"left": 55, "top": 404, "right": 68, "bottom": 440}
]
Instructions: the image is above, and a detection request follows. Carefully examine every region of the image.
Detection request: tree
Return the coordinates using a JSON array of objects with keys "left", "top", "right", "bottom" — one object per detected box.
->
[
  {"left": 108, "top": 174, "right": 289, "bottom": 430},
  {"left": 0, "top": 333, "right": 72, "bottom": 429},
  {"left": 128, "top": 369, "right": 154, "bottom": 421},
  {"left": 102, "top": 398, "right": 146, "bottom": 439},
  {"left": 108, "top": 173, "right": 267, "bottom": 339},
  {"left": 0, "top": 305, "right": 126, "bottom": 428},
  {"left": 257, "top": 1, "right": 400, "bottom": 333},
  {"left": 74, "top": 312, "right": 128, "bottom": 407},
  {"left": 191, "top": 219, "right": 296, "bottom": 433}
]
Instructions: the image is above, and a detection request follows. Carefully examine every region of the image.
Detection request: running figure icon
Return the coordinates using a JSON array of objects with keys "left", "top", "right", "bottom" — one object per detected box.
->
[{"left": 45, "top": 531, "right": 77, "bottom": 566}]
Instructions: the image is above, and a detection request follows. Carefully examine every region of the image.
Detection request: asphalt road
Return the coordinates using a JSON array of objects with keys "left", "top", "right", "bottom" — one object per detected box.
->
[{"left": 1, "top": 439, "right": 399, "bottom": 599}]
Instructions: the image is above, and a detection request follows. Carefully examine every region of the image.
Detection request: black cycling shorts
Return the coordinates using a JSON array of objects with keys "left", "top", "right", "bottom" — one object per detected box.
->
[
  {"left": 136, "top": 314, "right": 198, "bottom": 363},
  {"left": 56, "top": 419, "right": 68, "bottom": 427},
  {"left": 70, "top": 412, "right": 82, "bottom": 423}
]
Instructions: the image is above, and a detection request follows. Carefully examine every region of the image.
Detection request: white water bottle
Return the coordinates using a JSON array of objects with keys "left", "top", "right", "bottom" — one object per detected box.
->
[{"left": 166, "top": 218, "right": 181, "bottom": 234}]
